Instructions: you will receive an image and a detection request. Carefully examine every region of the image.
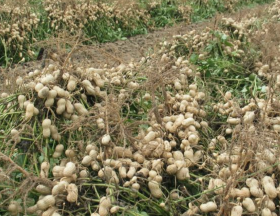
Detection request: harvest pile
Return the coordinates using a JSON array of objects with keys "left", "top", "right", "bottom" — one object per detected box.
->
[
  {"left": 268, "top": 0, "right": 280, "bottom": 20},
  {"left": 0, "top": 4, "right": 39, "bottom": 63},
  {"left": 1, "top": 0, "right": 280, "bottom": 216},
  {"left": 43, "top": 0, "right": 191, "bottom": 34}
]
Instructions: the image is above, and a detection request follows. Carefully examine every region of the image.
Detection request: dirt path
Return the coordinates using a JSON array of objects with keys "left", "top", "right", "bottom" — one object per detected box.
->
[{"left": 71, "top": 21, "right": 209, "bottom": 67}]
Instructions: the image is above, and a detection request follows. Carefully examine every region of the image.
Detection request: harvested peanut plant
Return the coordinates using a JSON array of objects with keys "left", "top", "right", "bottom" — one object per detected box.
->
[{"left": 1, "top": 0, "right": 280, "bottom": 216}]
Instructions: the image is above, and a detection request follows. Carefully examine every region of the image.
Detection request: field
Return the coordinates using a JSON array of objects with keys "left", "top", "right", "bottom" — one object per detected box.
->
[{"left": 1, "top": 0, "right": 280, "bottom": 215}]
